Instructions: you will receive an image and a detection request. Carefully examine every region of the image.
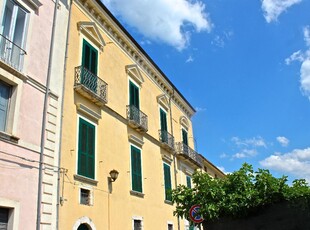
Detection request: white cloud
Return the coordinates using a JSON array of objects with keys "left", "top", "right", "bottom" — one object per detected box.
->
[
  {"left": 304, "top": 26, "right": 310, "bottom": 46},
  {"left": 276, "top": 136, "right": 290, "bottom": 147},
  {"left": 286, "top": 26, "right": 310, "bottom": 100},
  {"left": 186, "top": 55, "right": 194, "bottom": 63},
  {"left": 231, "top": 136, "right": 267, "bottom": 148},
  {"left": 260, "top": 148, "right": 310, "bottom": 182},
  {"left": 195, "top": 106, "right": 206, "bottom": 112},
  {"left": 261, "top": 0, "right": 302, "bottom": 23},
  {"left": 285, "top": 50, "right": 305, "bottom": 65},
  {"left": 102, "top": 0, "right": 212, "bottom": 50},
  {"left": 233, "top": 149, "right": 258, "bottom": 159},
  {"left": 300, "top": 59, "right": 310, "bottom": 99}
]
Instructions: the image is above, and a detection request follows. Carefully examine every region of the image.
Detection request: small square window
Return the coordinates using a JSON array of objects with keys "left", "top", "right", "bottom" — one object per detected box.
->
[
  {"left": 80, "top": 188, "right": 91, "bottom": 205},
  {"left": 133, "top": 219, "right": 142, "bottom": 230}
]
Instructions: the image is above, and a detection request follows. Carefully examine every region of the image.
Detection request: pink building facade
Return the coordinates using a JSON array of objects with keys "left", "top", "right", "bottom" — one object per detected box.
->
[{"left": 0, "top": 0, "right": 68, "bottom": 228}]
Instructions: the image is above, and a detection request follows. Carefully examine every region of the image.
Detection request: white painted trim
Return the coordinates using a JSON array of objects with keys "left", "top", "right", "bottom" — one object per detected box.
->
[
  {"left": 76, "top": 103, "right": 101, "bottom": 121},
  {"left": 72, "top": 216, "right": 96, "bottom": 230},
  {"left": 167, "top": 221, "right": 174, "bottom": 230},
  {"left": 0, "top": 197, "right": 20, "bottom": 230},
  {"left": 132, "top": 216, "right": 143, "bottom": 230},
  {"left": 128, "top": 134, "right": 144, "bottom": 147},
  {"left": 76, "top": 115, "right": 98, "bottom": 180}
]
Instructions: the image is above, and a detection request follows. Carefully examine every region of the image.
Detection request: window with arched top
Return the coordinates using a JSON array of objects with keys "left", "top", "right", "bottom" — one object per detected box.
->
[{"left": 77, "top": 224, "right": 90, "bottom": 230}]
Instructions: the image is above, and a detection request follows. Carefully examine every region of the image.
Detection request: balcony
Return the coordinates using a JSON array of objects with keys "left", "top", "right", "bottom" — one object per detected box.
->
[
  {"left": 175, "top": 142, "right": 203, "bottom": 168},
  {"left": 159, "top": 130, "right": 174, "bottom": 151},
  {"left": 126, "top": 105, "right": 148, "bottom": 132},
  {"left": 0, "top": 34, "right": 26, "bottom": 72},
  {"left": 74, "top": 66, "right": 108, "bottom": 106}
]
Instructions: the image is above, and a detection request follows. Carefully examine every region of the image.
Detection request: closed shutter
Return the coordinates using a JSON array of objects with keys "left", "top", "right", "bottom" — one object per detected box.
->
[
  {"left": 164, "top": 163, "right": 172, "bottom": 201},
  {"left": 0, "top": 81, "right": 10, "bottom": 132},
  {"left": 182, "top": 129, "right": 188, "bottom": 146},
  {"left": 131, "top": 146, "right": 142, "bottom": 192},
  {"left": 129, "top": 81, "right": 139, "bottom": 109},
  {"left": 78, "top": 118, "right": 95, "bottom": 179},
  {"left": 160, "top": 108, "right": 168, "bottom": 142},
  {"left": 82, "top": 39, "right": 98, "bottom": 75},
  {"left": 186, "top": 175, "right": 192, "bottom": 188}
]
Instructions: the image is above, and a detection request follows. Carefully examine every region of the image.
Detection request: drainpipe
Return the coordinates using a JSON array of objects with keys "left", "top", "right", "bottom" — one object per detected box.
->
[
  {"left": 56, "top": 0, "right": 73, "bottom": 229},
  {"left": 169, "top": 89, "right": 180, "bottom": 230},
  {"left": 36, "top": 0, "right": 60, "bottom": 229}
]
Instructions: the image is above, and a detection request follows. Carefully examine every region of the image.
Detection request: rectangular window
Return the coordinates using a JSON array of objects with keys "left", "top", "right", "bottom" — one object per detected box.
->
[
  {"left": 0, "top": 0, "right": 28, "bottom": 71},
  {"left": 163, "top": 163, "right": 172, "bottom": 201},
  {"left": 186, "top": 175, "right": 192, "bottom": 188},
  {"left": 78, "top": 117, "right": 95, "bottom": 179},
  {"left": 182, "top": 129, "right": 188, "bottom": 146},
  {"left": 131, "top": 145, "right": 142, "bottom": 193},
  {"left": 133, "top": 219, "right": 142, "bottom": 230},
  {"left": 82, "top": 39, "right": 98, "bottom": 74},
  {"left": 0, "top": 80, "right": 11, "bottom": 132},
  {"left": 160, "top": 108, "right": 168, "bottom": 142},
  {"left": 0, "top": 208, "right": 9, "bottom": 230},
  {"left": 129, "top": 81, "right": 139, "bottom": 109},
  {"left": 80, "top": 188, "right": 91, "bottom": 205}
]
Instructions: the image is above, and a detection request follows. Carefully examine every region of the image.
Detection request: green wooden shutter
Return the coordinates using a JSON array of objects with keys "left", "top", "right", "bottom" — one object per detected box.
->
[
  {"left": 160, "top": 109, "right": 167, "bottom": 131},
  {"left": 0, "top": 81, "right": 10, "bottom": 131},
  {"left": 129, "top": 81, "right": 139, "bottom": 109},
  {"left": 186, "top": 175, "right": 192, "bottom": 188},
  {"left": 182, "top": 129, "right": 188, "bottom": 146},
  {"left": 131, "top": 146, "right": 142, "bottom": 192},
  {"left": 78, "top": 118, "right": 95, "bottom": 179},
  {"left": 164, "top": 163, "right": 172, "bottom": 201},
  {"left": 82, "top": 39, "right": 98, "bottom": 75}
]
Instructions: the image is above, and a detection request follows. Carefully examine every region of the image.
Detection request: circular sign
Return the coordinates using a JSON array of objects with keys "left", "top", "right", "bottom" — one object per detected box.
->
[{"left": 189, "top": 204, "right": 204, "bottom": 223}]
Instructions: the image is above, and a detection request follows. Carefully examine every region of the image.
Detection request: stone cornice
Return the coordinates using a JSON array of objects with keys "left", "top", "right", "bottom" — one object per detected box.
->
[{"left": 75, "top": 0, "right": 196, "bottom": 118}]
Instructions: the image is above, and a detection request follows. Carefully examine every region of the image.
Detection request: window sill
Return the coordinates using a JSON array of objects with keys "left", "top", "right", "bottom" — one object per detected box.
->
[
  {"left": 164, "top": 200, "right": 173, "bottom": 205},
  {"left": 130, "top": 190, "right": 145, "bottom": 198},
  {"left": 0, "top": 131, "right": 19, "bottom": 144},
  {"left": 74, "top": 174, "right": 98, "bottom": 186}
]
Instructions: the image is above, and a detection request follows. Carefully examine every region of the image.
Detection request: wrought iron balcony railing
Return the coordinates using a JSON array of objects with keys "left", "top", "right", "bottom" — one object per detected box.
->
[
  {"left": 74, "top": 66, "right": 108, "bottom": 106},
  {"left": 175, "top": 142, "right": 203, "bottom": 167},
  {"left": 159, "top": 130, "right": 174, "bottom": 151},
  {"left": 0, "top": 34, "right": 26, "bottom": 72},
  {"left": 126, "top": 105, "right": 148, "bottom": 132}
]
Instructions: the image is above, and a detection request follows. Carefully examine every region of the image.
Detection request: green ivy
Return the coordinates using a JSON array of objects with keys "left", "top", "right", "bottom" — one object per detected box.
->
[{"left": 172, "top": 163, "right": 310, "bottom": 224}]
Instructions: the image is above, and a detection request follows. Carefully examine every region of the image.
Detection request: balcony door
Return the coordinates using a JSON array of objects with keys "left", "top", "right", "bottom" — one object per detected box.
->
[
  {"left": 0, "top": 0, "right": 28, "bottom": 70},
  {"left": 81, "top": 39, "right": 98, "bottom": 93},
  {"left": 160, "top": 108, "right": 168, "bottom": 142}
]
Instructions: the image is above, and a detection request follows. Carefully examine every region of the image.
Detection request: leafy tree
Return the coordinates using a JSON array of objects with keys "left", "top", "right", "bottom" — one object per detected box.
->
[{"left": 172, "top": 163, "right": 310, "bottom": 224}]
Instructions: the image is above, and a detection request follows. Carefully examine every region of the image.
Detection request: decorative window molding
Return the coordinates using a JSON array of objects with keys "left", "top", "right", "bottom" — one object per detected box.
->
[
  {"left": 162, "top": 154, "right": 173, "bottom": 164},
  {"left": 0, "top": 197, "right": 20, "bottom": 230},
  {"left": 126, "top": 64, "right": 144, "bottom": 86},
  {"left": 180, "top": 116, "right": 189, "bottom": 130},
  {"left": 157, "top": 94, "right": 169, "bottom": 111},
  {"left": 77, "top": 103, "right": 101, "bottom": 121},
  {"left": 77, "top": 21, "right": 105, "bottom": 51},
  {"left": 73, "top": 216, "right": 96, "bottom": 230},
  {"left": 128, "top": 134, "right": 144, "bottom": 147}
]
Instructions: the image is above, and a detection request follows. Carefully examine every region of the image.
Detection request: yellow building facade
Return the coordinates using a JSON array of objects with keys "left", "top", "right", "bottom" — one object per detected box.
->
[{"left": 59, "top": 0, "right": 224, "bottom": 229}]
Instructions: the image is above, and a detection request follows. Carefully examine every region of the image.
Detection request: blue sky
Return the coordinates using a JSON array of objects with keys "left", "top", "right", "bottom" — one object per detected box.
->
[{"left": 101, "top": 0, "right": 310, "bottom": 182}]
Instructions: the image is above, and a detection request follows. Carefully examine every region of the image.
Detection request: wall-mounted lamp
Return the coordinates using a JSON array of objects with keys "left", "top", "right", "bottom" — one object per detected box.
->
[{"left": 109, "top": 169, "right": 119, "bottom": 182}]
